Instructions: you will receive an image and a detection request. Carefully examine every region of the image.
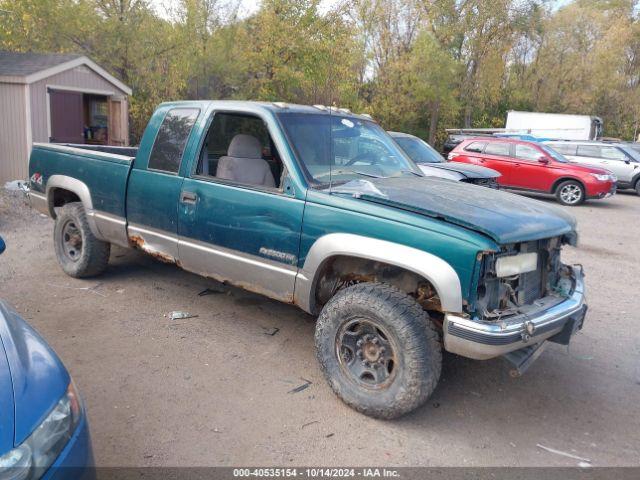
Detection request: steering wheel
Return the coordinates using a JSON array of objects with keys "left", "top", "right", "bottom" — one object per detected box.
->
[{"left": 345, "top": 152, "right": 380, "bottom": 166}]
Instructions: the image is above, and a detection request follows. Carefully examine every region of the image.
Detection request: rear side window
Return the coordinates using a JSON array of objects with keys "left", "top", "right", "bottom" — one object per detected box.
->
[
  {"left": 148, "top": 108, "right": 200, "bottom": 173},
  {"left": 515, "top": 144, "right": 542, "bottom": 161},
  {"left": 484, "top": 142, "right": 510, "bottom": 156},
  {"left": 464, "top": 142, "right": 486, "bottom": 153},
  {"left": 600, "top": 146, "right": 628, "bottom": 161},
  {"left": 577, "top": 145, "right": 601, "bottom": 158},
  {"left": 549, "top": 143, "right": 577, "bottom": 155}
]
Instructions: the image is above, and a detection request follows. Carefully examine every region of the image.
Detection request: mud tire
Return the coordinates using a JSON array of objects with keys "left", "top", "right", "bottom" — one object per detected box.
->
[{"left": 315, "top": 282, "right": 441, "bottom": 419}]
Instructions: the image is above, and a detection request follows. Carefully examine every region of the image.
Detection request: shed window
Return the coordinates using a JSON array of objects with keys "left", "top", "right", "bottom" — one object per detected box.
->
[{"left": 148, "top": 108, "right": 200, "bottom": 173}]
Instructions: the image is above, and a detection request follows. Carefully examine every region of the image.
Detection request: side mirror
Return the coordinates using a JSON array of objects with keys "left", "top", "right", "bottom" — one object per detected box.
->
[{"left": 538, "top": 157, "right": 550, "bottom": 165}]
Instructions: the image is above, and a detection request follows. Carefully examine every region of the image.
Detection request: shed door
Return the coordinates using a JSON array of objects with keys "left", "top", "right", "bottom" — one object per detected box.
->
[
  {"left": 108, "top": 98, "right": 125, "bottom": 146},
  {"left": 49, "top": 89, "right": 84, "bottom": 143}
]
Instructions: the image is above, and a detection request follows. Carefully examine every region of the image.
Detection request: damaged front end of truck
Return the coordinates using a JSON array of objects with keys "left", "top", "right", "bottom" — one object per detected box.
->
[{"left": 444, "top": 233, "right": 587, "bottom": 375}]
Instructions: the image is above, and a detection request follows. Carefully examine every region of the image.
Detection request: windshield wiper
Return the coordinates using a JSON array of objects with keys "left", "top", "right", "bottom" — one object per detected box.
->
[
  {"left": 351, "top": 170, "right": 383, "bottom": 178},
  {"left": 392, "top": 169, "right": 423, "bottom": 177}
]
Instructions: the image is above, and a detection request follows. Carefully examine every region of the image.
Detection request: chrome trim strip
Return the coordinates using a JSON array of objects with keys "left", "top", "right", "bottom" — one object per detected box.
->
[
  {"left": 178, "top": 236, "right": 297, "bottom": 303},
  {"left": 179, "top": 238, "right": 297, "bottom": 276},
  {"left": 444, "top": 267, "right": 586, "bottom": 360},
  {"left": 33, "top": 142, "right": 134, "bottom": 162},
  {"left": 126, "top": 223, "right": 297, "bottom": 302},
  {"left": 294, "top": 233, "right": 462, "bottom": 314}
]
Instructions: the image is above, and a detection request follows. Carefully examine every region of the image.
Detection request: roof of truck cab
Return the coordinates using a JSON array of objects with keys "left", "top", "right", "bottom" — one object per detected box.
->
[{"left": 157, "top": 100, "right": 375, "bottom": 120}]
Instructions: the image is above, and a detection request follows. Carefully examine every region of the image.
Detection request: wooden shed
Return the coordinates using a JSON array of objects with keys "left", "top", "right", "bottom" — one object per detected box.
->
[{"left": 0, "top": 51, "right": 132, "bottom": 183}]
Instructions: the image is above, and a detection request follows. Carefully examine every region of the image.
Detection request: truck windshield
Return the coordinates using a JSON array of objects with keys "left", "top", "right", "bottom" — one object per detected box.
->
[
  {"left": 393, "top": 136, "right": 445, "bottom": 164},
  {"left": 277, "top": 112, "right": 421, "bottom": 186}
]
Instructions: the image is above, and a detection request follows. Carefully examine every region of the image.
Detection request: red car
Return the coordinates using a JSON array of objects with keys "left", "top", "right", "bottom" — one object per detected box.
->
[{"left": 448, "top": 138, "right": 617, "bottom": 206}]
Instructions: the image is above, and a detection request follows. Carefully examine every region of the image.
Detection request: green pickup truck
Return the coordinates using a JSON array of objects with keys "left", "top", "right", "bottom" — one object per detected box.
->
[{"left": 28, "top": 101, "right": 587, "bottom": 418}]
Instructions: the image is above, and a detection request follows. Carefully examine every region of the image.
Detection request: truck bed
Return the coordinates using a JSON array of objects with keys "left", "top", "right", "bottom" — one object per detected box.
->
[{"left": 29, "top": 143, "right": 135, "bottom": 220}]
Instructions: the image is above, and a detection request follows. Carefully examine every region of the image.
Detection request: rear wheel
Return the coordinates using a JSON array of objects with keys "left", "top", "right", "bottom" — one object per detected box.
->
[
  {"left": 54, "top": 202, "right": 110, "bottom": 278},
  {"left": 315, "top": 282, "right": 441, "bottom": 419},
  {"left": 555, "top": 180, "right": 585, "bottom": 206}
]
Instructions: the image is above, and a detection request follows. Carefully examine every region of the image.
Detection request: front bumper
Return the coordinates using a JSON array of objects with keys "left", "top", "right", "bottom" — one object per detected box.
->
[
  {"left": 444, "top": 266, "right": 586, "bottom": 360},
  {"left": 588, "top": 181, "right": 616, "bottom": 199}
]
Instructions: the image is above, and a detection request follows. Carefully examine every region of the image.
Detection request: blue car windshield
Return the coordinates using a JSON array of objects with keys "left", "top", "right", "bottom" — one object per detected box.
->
[
  {"left": 393, "top": 136, "right": 445, "bottom": 164},
  {"left": 277, "top": 112, "right": 421, "bottom": 186},
  {"left": 540, "top": 144, "right": 569, "bottom": 163}
]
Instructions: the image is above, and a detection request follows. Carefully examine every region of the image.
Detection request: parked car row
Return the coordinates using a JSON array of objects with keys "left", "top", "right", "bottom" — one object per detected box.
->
[{"left": 448, "top": 137, "right": 617, "bottom": 206}]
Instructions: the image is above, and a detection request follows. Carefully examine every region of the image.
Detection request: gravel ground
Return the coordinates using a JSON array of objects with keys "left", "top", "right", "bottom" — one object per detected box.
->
[{"left": 0, "top": 188, "right": 639, "bottom": 467}]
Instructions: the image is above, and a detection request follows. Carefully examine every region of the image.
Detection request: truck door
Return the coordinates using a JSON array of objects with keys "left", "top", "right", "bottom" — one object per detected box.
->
[
  {"left": 126, "top": 107, "right": 201, "bottom": 262},
  {"left": 177, "top": 110, "right": 305, "bottom": 303}
]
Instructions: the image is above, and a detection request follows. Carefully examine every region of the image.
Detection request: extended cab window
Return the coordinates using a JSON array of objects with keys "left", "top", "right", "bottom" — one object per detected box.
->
[
  {"left": 484, "top": 142, "right": 510, "bottom": 156},
  {"left": 195, "top": 112, "right": 282, "bottom": 189},
  {"left": 148, "top": 108, "right": 199, "bottom": 173},
  {"left": 464, "top": 142, "right": 486, "bottom": 153}
]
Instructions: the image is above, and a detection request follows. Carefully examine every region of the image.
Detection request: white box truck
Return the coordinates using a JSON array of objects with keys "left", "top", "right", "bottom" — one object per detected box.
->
[{"left": 505, "top": 111, "right": 602, "bottom": 140}]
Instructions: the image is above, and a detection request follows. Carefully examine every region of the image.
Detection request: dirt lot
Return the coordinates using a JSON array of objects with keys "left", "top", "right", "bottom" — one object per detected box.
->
[{"left": 0, "top": 189, "right": 639, "bottom": 467}]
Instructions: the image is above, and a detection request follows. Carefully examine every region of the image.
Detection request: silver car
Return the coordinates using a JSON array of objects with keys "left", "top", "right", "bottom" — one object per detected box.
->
[
  {"left": 389, "top": 131, "right": 501, "bottom": 188},
  {"left": 545, "top": 141, "right": 640, "bottom": 195}
]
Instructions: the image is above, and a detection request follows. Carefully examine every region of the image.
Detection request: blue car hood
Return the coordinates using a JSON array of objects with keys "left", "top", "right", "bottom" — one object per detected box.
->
[
  {"left": 339, "top": 176, "right": 577, "bottom": 244},
  {"left": 0, "top": 301, "right": 69, "bottom": 448},
  {"left": 0, "top": 324, "right": 14, "bottom": 454}
]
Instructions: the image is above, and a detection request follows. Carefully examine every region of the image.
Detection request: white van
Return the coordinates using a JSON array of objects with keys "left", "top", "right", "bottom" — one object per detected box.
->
[{"left": 545, "top": 141, "right": 640, "bottom": 195}]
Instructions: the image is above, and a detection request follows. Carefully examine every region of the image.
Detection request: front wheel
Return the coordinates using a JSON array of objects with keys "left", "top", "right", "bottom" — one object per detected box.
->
[
  {"left": 635, "top": 179, "right": 640, "bottom": 196},
  {"left": 315, "top": 282, "right": 442, "bottom": 419},
  {"left": 555, "top": 180, "right": 585, "bottom": 206},
  {"left": 53, "top": 202, "right": 110, "bottom": 278}
]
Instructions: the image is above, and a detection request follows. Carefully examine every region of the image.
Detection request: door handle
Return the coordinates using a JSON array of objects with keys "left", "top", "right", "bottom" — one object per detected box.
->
[{"left": 180, "top": 191, "right": 198, "bottom": 204}]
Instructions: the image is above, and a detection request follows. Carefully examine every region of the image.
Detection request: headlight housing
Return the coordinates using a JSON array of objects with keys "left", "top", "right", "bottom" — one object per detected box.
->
[
  {"left": 0, "top": 382, "right": 81, "bottom": 480},
  {"left": 590, "top": 173, "right": 614, "bottom": 182},
  {"left": 495, "top": 252, "right": 538, "bottom": 277}
]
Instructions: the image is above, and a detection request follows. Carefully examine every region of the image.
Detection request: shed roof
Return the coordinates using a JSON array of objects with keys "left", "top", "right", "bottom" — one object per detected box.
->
[
  {"left": 0, "top": 50, "right": 132, "bottom": 95},
  {"left": 0, "top": 51, "right": 82, "bottom": 77}
]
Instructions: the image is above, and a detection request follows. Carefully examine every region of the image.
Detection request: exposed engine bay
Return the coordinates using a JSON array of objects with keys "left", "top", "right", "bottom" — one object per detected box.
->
[{"left": 476, "top": 236, "right": 576, "bottom": 320}]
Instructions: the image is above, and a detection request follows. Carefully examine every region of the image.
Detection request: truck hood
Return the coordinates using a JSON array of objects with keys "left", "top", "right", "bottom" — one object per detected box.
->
[
  {"left": 0, "top": 301, "right": 69, "bottom": 447},
  {"left": 334, "top": 176, "right": 577, "bottom": 244},
  {"left": 423, "top": 161, "right": 500, "bottom": 179}
]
